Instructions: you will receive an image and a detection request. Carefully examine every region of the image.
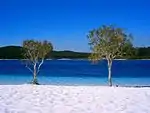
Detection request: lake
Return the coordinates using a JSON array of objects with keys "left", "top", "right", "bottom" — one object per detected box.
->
[{"left": 0, "top": 60, "right": 150, "bottom": 86}]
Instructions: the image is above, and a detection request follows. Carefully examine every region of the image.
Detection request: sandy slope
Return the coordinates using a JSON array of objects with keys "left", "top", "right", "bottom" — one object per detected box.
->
[{"left": 0, "top": 85, "right": 150, "bottom": 113}]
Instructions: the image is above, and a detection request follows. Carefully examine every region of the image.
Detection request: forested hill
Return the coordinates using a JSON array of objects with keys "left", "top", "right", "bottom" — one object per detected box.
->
[
  {"left": 0, "top": 46, "right": 90, "bottom": 59},
  {"left": 0, "top": 46, "right": 150, "bottom": 59}
]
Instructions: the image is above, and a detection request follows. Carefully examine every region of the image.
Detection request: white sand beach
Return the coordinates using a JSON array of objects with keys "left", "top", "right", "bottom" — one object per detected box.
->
[{"left": 0, "top": 85, "right": 150, "bottom": 113}]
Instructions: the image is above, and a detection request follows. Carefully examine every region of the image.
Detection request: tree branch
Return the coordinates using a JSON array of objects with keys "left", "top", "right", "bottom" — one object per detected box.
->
[
  {"left": 25, "top": 65, "right": 33, "bottom": 74},
  {"left": 37, "top": 58, "right": 44, "bottom": 74}
]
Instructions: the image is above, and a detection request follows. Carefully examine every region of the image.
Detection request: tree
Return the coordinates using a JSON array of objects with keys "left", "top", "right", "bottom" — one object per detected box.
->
[
  {"left": 23, "top": 40, "right": 53, "bottom": 85},
  {"left": 87, "top": 25, "right": 133, "bottom": 86}
]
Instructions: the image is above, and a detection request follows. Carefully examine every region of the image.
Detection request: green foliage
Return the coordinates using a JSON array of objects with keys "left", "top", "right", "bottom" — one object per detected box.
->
[
  {"left": 0, "top": 46, "right": 23, "bottom": 59},
  {"left": 0, "top": 46, "right": 90, "bottom": 59},
  {"left": 23, "top": 40, "right": 53, "bottom": 61},
  {"left": 0, "top": 46, "right": 150, "bottom": 59},
  {"left": 87, "top": 25, "right": 133, "bottom": 61},
  {"left": 50, "top": 51, "right": 90, "bottom": 59}
]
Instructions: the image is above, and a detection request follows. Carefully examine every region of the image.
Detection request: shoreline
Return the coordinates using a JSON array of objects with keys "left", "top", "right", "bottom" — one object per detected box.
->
[
  {"left": 1, "top": 84, "right": 150, "bottom": 88},
  {"left": 4, "top": 58, "right": 150, "bottom": 61}
]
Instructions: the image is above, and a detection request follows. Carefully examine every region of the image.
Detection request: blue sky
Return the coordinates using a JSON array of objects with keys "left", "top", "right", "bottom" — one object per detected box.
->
[{"left": 0, "top": 0, "right": 150, "bottom": 52}]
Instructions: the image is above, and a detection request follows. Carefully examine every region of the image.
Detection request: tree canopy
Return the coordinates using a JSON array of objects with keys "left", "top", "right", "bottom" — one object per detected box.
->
[{"left": 88, "top": 25, "right": 134, "bottom": 61}]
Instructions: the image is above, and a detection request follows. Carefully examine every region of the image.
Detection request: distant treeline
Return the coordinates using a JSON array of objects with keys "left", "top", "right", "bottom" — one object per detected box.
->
[
  {"left": 135, "top": 47, "right": 150, "bottom": 59},
  {"left": 0, "top": 46, "right": 150, "bottom": 59},
  {"left": 0, "top": 46, "right": 90, "bottom": 59}
]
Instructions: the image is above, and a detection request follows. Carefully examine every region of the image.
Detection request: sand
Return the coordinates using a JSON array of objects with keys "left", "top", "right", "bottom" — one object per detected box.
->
[{"left": 0, "top": 85, "right": 150, "bottom": 113}]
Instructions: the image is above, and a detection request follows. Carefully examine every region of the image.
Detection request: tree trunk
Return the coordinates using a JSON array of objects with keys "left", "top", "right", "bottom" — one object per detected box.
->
[
  {"left": 108, "top": 59, "right": 112, "bottom": 86},
  {"left": 32, "top": 63, "right": 39, "bottom": 85},
  {"left": 32, "top": 72, "right": 37, "bottom": 83}
]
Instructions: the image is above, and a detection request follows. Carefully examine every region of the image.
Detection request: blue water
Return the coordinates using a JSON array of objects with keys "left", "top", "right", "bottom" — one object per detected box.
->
[{"left": 0, "top": 60, "right": 150, "bottom": 86}]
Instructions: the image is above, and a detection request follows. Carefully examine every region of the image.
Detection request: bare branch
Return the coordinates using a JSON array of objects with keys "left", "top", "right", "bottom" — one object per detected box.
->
[
  {"left": 25, "top": 65, "right": 33, "bottom": 74},
  {"left": 37, "top": 58, "right": 44, "bottom": 74}
]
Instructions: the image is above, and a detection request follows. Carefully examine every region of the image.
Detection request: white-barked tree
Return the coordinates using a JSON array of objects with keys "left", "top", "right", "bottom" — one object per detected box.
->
[
  {"left": 87, "top": 25, "right": 133, "bottom": 86},
  {"left": 23, "top": 40, "right": 53, "bottom": 85}
]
